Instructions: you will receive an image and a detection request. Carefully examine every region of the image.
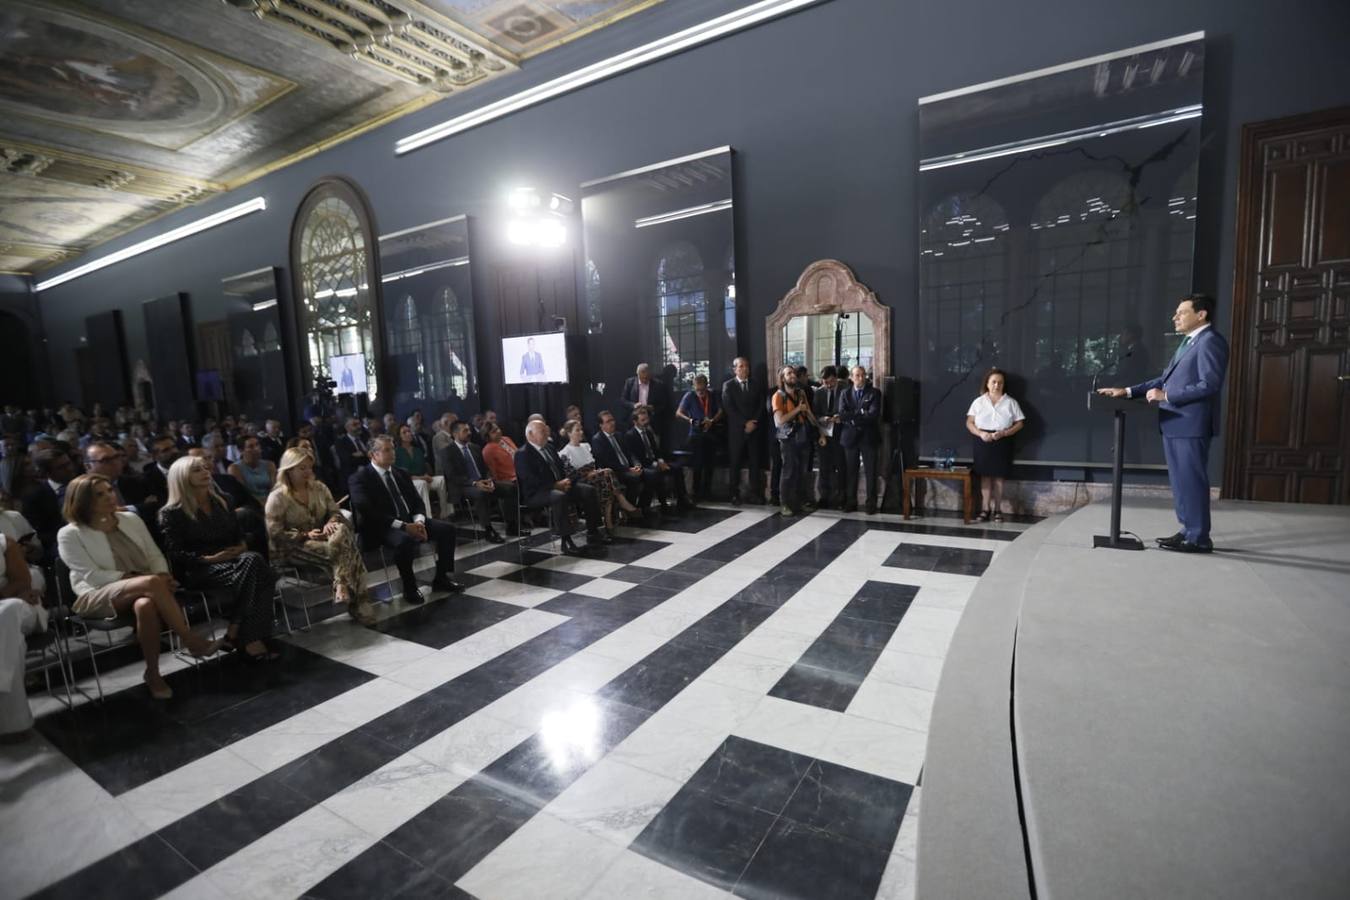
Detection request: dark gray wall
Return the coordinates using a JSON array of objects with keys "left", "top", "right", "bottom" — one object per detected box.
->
[{"left": 30, "top": 0, "right": 1350, "bottom": 469}]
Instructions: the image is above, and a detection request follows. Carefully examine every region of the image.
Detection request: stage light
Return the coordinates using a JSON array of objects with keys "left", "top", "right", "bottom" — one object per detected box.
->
[
  {"left": 394, "top": 0, "right": 825, "bottom": 155},
  {"left": 35, "top": 197, "right": 267, "bottom": 292},
  {"left": 508, "top": 187, "right": 540, "bottom": 210},
  {"left": 537, "top": 219, "right": 567, "bottom": 247},
  {"left": 548, "top": 193, "right": 574, "bottom": 215}
]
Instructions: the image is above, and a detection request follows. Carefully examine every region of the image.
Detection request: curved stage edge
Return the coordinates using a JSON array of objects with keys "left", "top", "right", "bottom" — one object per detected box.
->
[{"left": 916, "top": 497, "right": 1350, "bottom": 900}]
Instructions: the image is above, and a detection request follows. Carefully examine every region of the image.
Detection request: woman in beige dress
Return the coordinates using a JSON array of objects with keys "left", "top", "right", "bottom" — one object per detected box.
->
[{"left": 265, "top": 448, "right": 376, "bottom": 625}]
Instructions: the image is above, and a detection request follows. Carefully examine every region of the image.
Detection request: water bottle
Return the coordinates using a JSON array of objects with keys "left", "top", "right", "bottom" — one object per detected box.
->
[{"left": 945, "top": 447, "right": 956, "bottom": 469}]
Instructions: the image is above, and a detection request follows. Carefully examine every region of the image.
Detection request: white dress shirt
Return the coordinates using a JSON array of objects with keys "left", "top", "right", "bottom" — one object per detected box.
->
[
  {"left": 370, "top": 461, "right": 425, "bottom": 528},
  {"left": 966, "top": 393, "right": 1025, "bottom": 431}
]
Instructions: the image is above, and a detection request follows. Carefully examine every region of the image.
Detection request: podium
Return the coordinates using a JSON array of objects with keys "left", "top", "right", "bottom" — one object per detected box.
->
[{"left": 1087, "top": 392, "right": 1145, "bottom": 551}]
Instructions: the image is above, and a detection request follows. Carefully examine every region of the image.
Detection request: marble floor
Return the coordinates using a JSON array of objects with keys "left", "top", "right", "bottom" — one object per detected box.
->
[{"left": 1, "top": 504, "right": 1030, "bottom": 900}]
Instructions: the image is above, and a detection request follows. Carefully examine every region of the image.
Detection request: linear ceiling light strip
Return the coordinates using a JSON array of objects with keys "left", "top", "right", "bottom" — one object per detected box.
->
[
  {"left": 34, "top": 198, "right": 267, "bottom": 293},
  {"left": 395, "top": 0, "right": 826, "bottom": 155},
  {"left": 634, "top": 198, "right": 734, "bottom": 228}
]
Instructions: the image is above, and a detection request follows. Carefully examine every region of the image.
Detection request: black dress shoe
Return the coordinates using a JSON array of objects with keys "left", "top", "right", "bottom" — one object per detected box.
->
[
  {"left": 430, "top": 575, "right": 464, "bottom": 592},
  {"left": 865, "top": 504, "right": 877, "bottom": 515},
  {"left": 587, "top": 529, "right": 614, "bottom": 545},
  {"left": 842, "top": 505, "right": 858, "bottom": 513},
  {"left": 560, "top": 536, "right": 583, "bottom": 556},
  {"left": 1158, "top": 540, "right": 1212, "bottom": 554},
  {"left": 730, "top": 495, "right": 742, "bottom": 506},
  {"left": 484, "top": 529, "right": 506, "bottom": 544},
  {"left": 403, "top": 588, "right": 426, "bottom": 605},
  {"left": 1156, "top": 532, "right": 1186, "bottom": 548}
]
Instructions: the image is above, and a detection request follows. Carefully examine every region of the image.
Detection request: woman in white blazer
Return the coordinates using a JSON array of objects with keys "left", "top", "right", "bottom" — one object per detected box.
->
[{"left": 58, "top": 474, "right": 219, "bottom": 700}]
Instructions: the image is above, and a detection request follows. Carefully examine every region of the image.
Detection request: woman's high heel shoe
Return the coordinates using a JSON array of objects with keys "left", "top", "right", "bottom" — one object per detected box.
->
[{"left": 187, "top": 638, "right": 223, "bottom": 659}]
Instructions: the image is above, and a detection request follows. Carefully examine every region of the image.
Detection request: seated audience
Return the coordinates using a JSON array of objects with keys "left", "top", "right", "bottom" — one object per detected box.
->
[
  {"left": 84, "top": 441, "right": 157, "bottom": 530},
  {"left": 515, "top": 420, "right": 610, "bottom": 556},
  {"left": 257, "top": 420, "right": 285, "bottom": 465},
  {"left": 59, "top": 474, "right": 220, "bottom": 700},
  {"left": 1, "top": 530, "right": 45, "bottom": 738},
  {"left": 439, "top": 420, "right": 515, "bottom": 543},
  {"left": 555, "top": 405, "right": 584, "bottom": 449},
  {"left": 228, "top": 435, "right": 276, "bottom": 507},
  {"left": 481, "top": 422, "right": 518, "bottom": 484},
  {"left": 396, "top": 424, "right": 450, "bottom": 517},
  {"left": 407, "top": 412, "right": 435, "bottom": 467},
  {"left": 348, "top": 436, "right": 463, "bottom": 604},
  {"left": 676, "top": 374, "right": 725, "bottom": 502},
  {"left": 141, "top": 434, "right": 181, "bottom": 503},
  {"left": 266, "top": 449, "right": 376, "bottom": 626},
  {"left": 121, "top": 435, "right": 149, "bottom": 473},
  {"left": 625, "top": 404, "right": 691, "bottom": 512},
  {"left": 431, "top": 413, "right": 457, "bottom": 457},
  {"left": 201, "top": 433, "right": 232, "bottom": 476},
  {"left": 159, "top": 457, "right": 278, "bottom": 661},
  {"left": 592, "top": 410, "right": 657, "bottom": 514},
  {"left": 178, "top": 422, "right": 200, "bottom": 450},
  {"left": 559, "top": 419, "right": 640, "bottom": 530}
]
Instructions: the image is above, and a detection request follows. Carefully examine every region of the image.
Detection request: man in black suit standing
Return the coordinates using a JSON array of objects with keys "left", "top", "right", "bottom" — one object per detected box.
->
[
  {"left": 621, "top": 363, "right": 669, "bottom": 428},
  {"left": 438, "top": 420, "right": 513, "bottom": 543},
  {"left": 515, "top": 420, "right": 610, "bottom": 556},
  {"left": 333, "top": 416, "right": 370, "bottom": 489},
  {"left": 812, "top": 366, "right": 845, "bottom": 509},
  {"left": 592, "top": 410, "right": 656, "bottom": 516},
  {"left": 721, "top": 356, "right": 765, "bottom": 505},
  {"left": 348, "top": 435, "right": 463, "bottom": 604},
  {"left": 837, "top": 365, "right": 882, "bottom": 514},
  {"left": 625, "top": 405, "right": 690, "bottom": 512}
]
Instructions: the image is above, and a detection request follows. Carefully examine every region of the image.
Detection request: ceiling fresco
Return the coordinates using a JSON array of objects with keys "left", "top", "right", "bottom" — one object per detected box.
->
[{"left": 0, "top": 0, "right": 664, "bottom": 275}]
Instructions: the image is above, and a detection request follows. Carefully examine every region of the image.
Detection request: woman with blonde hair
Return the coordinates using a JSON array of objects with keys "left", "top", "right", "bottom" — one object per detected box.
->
[
  {"left": 266, "top": 448, "right": 375, "bottom": 626},
  {"left": 59, "top": 473, "right": 220, "bottom": 700},
  {"left": 159, "top": 457, "right": 278, "bottom": 661}
]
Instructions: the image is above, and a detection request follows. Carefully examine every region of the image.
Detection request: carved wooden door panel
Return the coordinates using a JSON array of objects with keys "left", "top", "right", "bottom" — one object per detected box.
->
[{"left": 1226, "top": 107, "right": 1350, "bottom": 503}]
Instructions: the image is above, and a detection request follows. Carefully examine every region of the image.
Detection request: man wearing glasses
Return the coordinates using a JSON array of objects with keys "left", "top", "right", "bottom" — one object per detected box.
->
[{"left": 84, "top": 442, "right": 158, "bottom": 530}]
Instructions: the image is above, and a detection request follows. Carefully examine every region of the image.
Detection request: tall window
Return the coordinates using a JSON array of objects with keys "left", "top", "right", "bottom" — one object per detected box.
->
[
  {"left": 920, "top": 193, "right": 1009, "bottom": 374},
  {"left": 386, "top": 294, "right": 424, "bottom": 398},
  {"left": 292, "top": 181, "right": 380, "bottom": 400},
  {"left": 585, "top": 260, "right": 602, "bottom": 335},
  {"left": 654, "top": 241, "right": 707, "bottom": 391},
  {"left": 426, "top": 286, "right": 473, "bottom": 399}
]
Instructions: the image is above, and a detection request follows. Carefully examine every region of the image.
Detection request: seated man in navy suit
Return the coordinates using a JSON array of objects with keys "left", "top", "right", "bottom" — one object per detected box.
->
[
  {"left": 1098, "top": 293, "right": 1229, "bottom": 553},
  {"left": 592, "top": 409, "right": 658, "bottom": 515},
  {"left": 515, "top": 420, "right": 610, "bottom": 556},
  {"left": 624, "top": 404, "right": 690, "bottom": 512},
  {"left": 438, "top": 420, "right": 515, "bottom": 543},
  {"left": 349, "top": 435, "right": 463, "bottom": 603}
]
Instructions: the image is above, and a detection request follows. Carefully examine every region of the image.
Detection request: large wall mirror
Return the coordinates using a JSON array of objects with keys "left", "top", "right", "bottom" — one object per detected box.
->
[
  {"left": 581, "top": 146, "right": 737, "bottom": 405},
  {"left": 377, "top": 215, "right": 477, "bottom": 418},
  {"left": 767, "top": 259, "right": 890, "bottom": 388},
  {"left": 917, "top": 34, "right": 1204, "bottom": 466},
  {"left": 223, "top": 266, "right": 291, "bottom": 429}
]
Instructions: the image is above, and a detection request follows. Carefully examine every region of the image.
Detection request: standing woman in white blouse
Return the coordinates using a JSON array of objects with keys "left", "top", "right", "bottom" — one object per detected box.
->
[{"left": 965, "top": 367, "right": 1025, "bottom": 523}]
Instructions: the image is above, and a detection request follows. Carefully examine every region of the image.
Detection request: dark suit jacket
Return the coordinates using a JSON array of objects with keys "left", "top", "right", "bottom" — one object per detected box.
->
[
  {"left": 1129, "top": 327, "right": 1229, "bottom": 438},
  {"left": 258, "top": 435, "right": 284, "bottom": 465},
  {"left": 624, "top": 426, "right": 666, "bottom": 467},
  {"left": 813, "top": 384, "right": 845, "bottom": 423},
  {"left": 592, "top": 430, "right": 636, "bottom": 471},
  {"left": 837, "top": 384, "right": 882, "bottom": 449},
  {"left": 141, "top": 464, "right": 170, "bottom": 508},
  {"left": 439, "top": 440, "right": 490, "bottom": 495},
  {"left": 721, "top": 377, "right": 765, "bottom": 436},
  {"left": 514, "top": 442, "right": 567, "bottom": 505},
  {"left": 333, "top": 434, "right": 369, "bottom": 485},
  {"left": 19, "top": 481, "right": 64, "bottom": 555},
  {"left": 348, "top": 464, "right": 426, "bottom": 544},
  {"left": 621, "top": 377, "right": 669, "bottom": 422}
]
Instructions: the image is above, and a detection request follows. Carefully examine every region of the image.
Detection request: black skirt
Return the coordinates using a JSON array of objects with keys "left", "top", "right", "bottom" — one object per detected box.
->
[{"left": 971, "top": 432, "right": 1014, "bottom": 477}]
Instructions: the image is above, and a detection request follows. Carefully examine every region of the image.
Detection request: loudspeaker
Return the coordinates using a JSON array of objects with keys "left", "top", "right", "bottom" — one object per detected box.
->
[{"left": 883, "top": 375, "right": 917, "bottom": 424}]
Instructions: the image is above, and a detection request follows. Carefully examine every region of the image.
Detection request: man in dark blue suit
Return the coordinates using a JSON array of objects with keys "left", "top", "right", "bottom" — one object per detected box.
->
[
  {"left": 349, "top": 435, "right": 463, "bottom": 603},
  {"left": 837, "top": 365, "right": 882, "bottom": 514},
  {"left": 515, "top": 420, "right": 610, "bottom": 556},
  {"left": 1099, "top": 294, "right": 1229, "bottom": 553}
]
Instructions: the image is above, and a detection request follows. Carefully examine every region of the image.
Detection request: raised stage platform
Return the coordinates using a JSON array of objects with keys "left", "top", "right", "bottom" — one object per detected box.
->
[{"left": 918, "top": 497, "right": 1350, "bottom": 899}]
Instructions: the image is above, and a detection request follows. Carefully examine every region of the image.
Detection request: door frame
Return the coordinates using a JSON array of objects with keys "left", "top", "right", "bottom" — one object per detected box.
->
[{"left": 1222, "top": 105, "right": 1350, "bottom": 499}]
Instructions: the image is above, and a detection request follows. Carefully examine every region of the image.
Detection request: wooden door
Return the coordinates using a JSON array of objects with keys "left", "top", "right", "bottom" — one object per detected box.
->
[{"left": 1225, "top": 107, "right": 1350, "bottom": 503}]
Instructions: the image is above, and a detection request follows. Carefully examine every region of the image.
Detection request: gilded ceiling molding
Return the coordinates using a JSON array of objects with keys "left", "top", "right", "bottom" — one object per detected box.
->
[
  {"left": 224, "top": 0, "right": 516, "bottom": 90},
  {"left": 0, "top": 139, "right": 221, "bottom": 203}
]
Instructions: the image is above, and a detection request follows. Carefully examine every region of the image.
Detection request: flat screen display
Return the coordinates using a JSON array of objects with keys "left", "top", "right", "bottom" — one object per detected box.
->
[
  {"left": 331, "top": 353, "right": 368, "bottom": 394},
  {"left": 502, "top": 332, "right": 568, "bottom": 385}
]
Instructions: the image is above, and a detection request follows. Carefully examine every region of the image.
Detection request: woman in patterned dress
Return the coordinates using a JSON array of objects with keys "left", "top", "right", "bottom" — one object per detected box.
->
[
  {"left": 159, "top": 457, "right": 279, "bottom": 661},
  {"left": 265, "top": 448, "right": 376, "bottom": 626},
  {"left": 557, "top": 419, "right": 639, "bottom": 530}
]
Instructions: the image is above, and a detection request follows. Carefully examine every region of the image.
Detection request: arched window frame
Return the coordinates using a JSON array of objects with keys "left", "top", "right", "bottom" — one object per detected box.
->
[{"left": 289, "top": 178, "right": 384, "bottom": 402}]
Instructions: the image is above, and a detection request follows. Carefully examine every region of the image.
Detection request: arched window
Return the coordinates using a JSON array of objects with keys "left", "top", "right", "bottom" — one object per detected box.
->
[
  {"left": 921, "top": 193, "right": 1009, "bottom": 374},
  {"left": 291, "top": 180, "right": 381, "bottom": 400},
  {"left": 429, "top": 286, "right": 473, "bottom": 399},
  {"left": 260, "top": 322, "right": 280, "bottom": 353},
  {"left": 387, "top": 293, "right": 424, "bottom": 399},
  {"left": 585, "top": 260, "right": 602, "bottom": 335},
  {"left": 654, "top": 241, "right": 707, "bottom": 391},
  {"left": 239, "top": 330, "right": 258, "bottom": 357},
  {"left": 1029, "top": 172, "right": 1136, "bottom": 377}
]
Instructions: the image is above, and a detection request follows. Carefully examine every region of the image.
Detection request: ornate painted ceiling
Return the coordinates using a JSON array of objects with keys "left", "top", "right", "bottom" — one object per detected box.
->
[{"left": 0, "top": 0, "right": 663, "bottom": 275}]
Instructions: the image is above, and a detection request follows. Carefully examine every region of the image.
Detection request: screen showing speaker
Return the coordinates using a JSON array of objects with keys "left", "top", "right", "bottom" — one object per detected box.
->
[
  {"left": 332, "top": 353, "right": 368, "bottom": 394},
  {"left": 502, "top": 332, "right": 568, "bottom": 385}
]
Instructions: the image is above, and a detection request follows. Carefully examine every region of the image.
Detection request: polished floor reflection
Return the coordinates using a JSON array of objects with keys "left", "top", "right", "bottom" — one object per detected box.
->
[{"left": 3, "top": 505, "right": 1030, "bottom": 899}]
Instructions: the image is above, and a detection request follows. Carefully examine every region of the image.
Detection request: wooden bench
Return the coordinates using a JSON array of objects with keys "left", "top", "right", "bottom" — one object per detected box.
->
[{"left": 903, "top": 466, "right": 974, "bottom": 523}]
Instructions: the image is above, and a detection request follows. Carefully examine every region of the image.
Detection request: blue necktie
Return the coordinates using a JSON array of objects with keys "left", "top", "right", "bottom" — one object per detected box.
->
[{"left": 462, "top": 444, "right": 480, "bottom": 480}]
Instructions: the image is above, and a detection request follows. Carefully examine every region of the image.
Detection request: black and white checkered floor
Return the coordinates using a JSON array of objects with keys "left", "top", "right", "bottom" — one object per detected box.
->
[{"left": 2, "top": 504, "right": 1030, "bottom": 900}]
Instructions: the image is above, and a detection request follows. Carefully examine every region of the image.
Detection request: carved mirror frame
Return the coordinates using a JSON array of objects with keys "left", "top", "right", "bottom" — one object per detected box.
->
[{"left": 765, "top": 259, "right": 890, "bottom": 388}]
